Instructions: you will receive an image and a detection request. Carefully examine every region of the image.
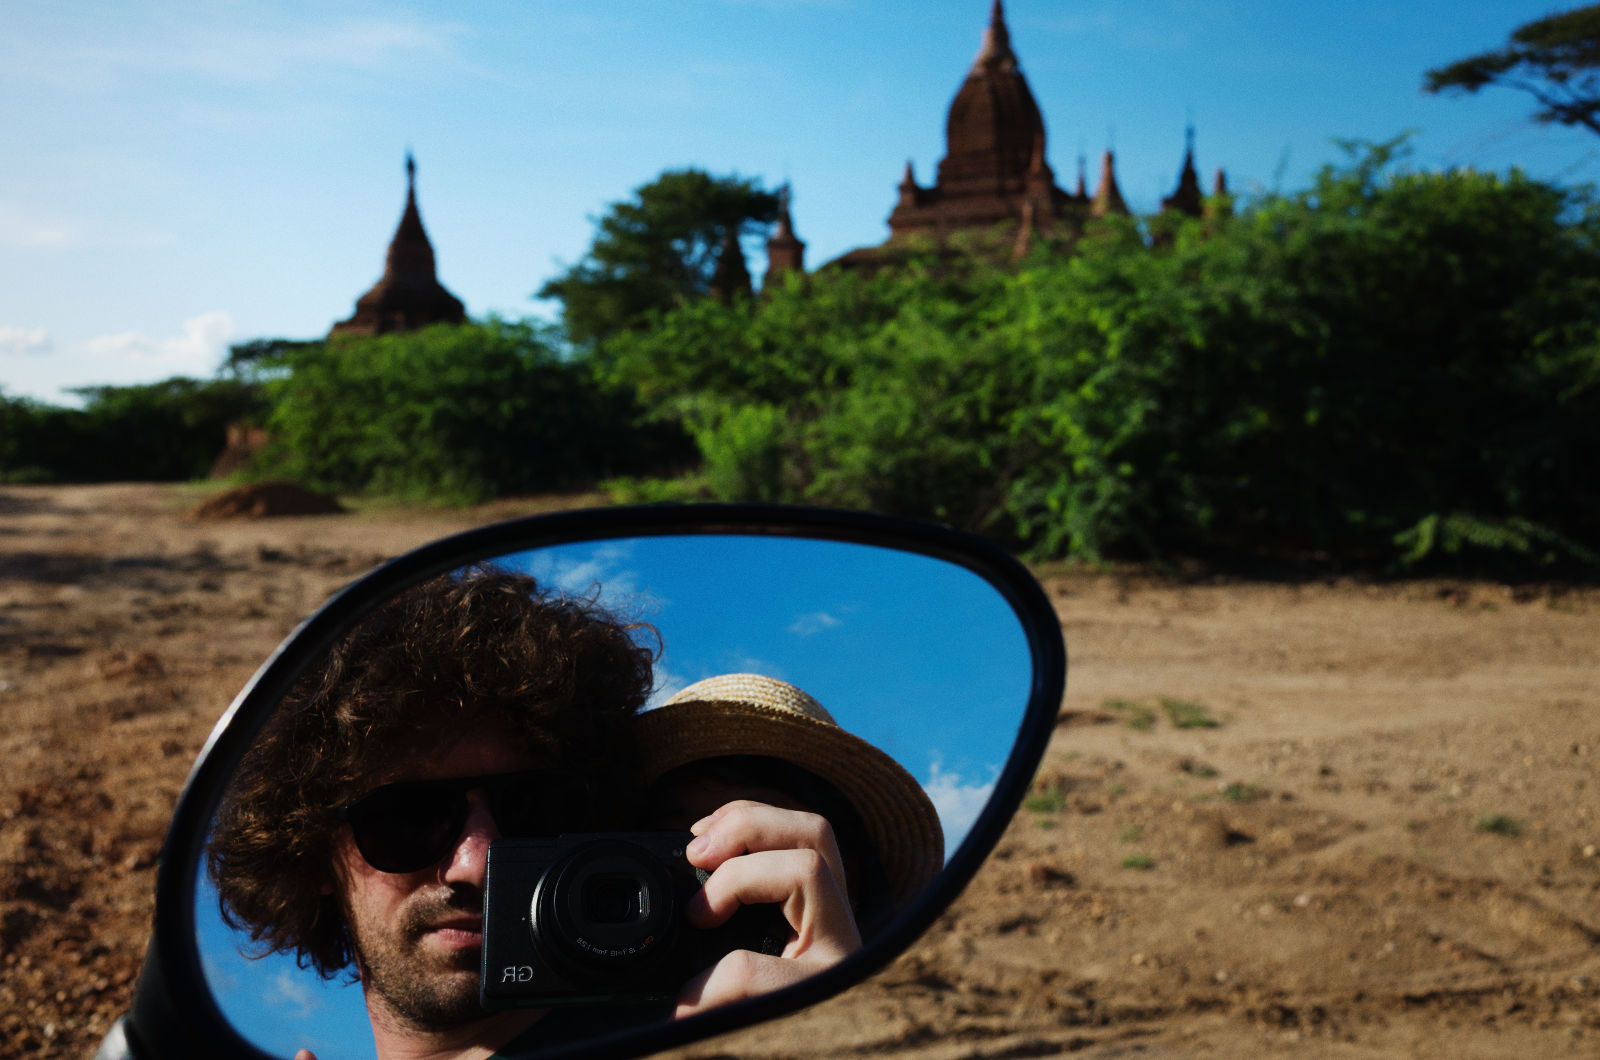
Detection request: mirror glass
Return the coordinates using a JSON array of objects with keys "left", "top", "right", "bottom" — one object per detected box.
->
[{"left": 194, "top": 533, "right": 1036, "bottom": 1059}]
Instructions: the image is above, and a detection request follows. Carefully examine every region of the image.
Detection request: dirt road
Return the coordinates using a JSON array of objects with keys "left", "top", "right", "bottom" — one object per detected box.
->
[{"left": 2, "top": 484, "right": 1595, "bottom": 1058}]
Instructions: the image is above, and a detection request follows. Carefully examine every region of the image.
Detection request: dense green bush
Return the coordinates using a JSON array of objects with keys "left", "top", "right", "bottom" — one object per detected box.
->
[
  {"left": 9, "top": 144, "right": 1595, "bottom": 573},
  {"left": 0, "top": 378, "right": 261, "bottom": 483},
  {"left": 259, "top": 320, "right": 685, "bottom": 502},
  {"left": 602, "top": 144, "right": 1600, "bottom": 569}
]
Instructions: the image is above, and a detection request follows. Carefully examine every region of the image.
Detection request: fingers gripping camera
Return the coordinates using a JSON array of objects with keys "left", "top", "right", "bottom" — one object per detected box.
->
[{"left": 480, "top": 833, "right": 790, "bottom": 1009}]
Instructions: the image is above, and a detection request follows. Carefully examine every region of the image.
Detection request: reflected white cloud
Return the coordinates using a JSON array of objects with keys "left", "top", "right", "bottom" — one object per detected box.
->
[
  {"left": 923, "top": 760, "right": 998, "bottom": 857},
  {"left": 644, "top": 663, "right": 690, "bottom": 709},
  {"left": 264, "top": 967, "right": 322, "bottom": 1020},
  {"left": 787, "top": 611, "right": 841, "bottom": 636},
  {"left": 525, "top": 542, "right": 666, "bottom": 621},
  {"left": 200, "top": 951, "right": 239, "bottom": 997}
]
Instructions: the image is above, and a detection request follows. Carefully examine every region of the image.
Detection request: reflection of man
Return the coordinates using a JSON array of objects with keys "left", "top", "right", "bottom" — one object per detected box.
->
[
  {"left": 206, "top": 570, "right": 874, "bottom": 1060},
  {"left": 208, "top": 568, "right": 655, "bottom": 1057}
]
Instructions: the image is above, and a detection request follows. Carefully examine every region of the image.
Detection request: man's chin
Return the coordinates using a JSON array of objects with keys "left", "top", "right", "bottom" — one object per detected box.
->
[
  {"left": 388, "top": 973, "right": 489, "bottom": 1031},
  {"left": 366, "top": 943, "right": 488, "bottom": 1029}
]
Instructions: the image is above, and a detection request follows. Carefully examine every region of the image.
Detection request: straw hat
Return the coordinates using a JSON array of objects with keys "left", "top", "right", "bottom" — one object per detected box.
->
[{"left": 632, "top": 673, "right": 945, "bottom": 907}]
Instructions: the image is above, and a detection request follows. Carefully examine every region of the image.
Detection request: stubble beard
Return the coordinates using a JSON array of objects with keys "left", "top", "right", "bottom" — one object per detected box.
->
[{"left": 351, "top": 885, "right": 486, "bottom": 1031}]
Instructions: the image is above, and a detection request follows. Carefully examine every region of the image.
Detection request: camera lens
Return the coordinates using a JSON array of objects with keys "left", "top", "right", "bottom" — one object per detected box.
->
[
  {"left": 531, "top": 839, "right": 677, "bottom": 973},
  {"left": 581, "top": 874, "right": 648, "bottom": 924}
]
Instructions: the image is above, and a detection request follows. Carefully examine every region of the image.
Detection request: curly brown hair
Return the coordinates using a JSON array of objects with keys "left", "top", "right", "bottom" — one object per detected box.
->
[{"left": 206, "top": 565, "right": 656, "bottom": 978}]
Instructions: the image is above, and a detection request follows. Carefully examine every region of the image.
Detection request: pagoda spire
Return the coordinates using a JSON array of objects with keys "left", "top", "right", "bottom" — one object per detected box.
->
[
  {"left": 329, "top": 152, "right": 465, "bottom": 337},
  {"left": 896, "top": 160, "right": 922, "bottom": 209},
  {"left": 1160, "top": 123, "right": 1204, "bottom": 217},
  {"left": 971, "top": 0, "right": 1017, "bottom": 73},
  {"left": 386, "top": 150, "right": 435, "bottom": 283},
  {"left": 709, "top": 228, "right": 752, "bottom": 302},
  {"left": 1090, "top": 150, "right": 1129, "bottom": 217},
  {"left": 1206, "top": 168, "right": 1234, "bottom": 220},
  {"left": 764, "top": 183, "right": 807, "bottom": 286}
]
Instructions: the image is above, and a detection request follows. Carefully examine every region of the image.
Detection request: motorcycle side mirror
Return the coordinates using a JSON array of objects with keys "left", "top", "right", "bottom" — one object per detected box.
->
[{"left": 96, "top": 505, "right": 1066, "bottom": 1060}]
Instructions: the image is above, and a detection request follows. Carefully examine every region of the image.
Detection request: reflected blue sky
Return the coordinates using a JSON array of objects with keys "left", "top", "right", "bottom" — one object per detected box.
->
[
  {"left": 513, "top": 535, "right": 1028, "bottom": 818},
  {"left": 199, "top": 533, "right": 1033, "bottom": 1057}
]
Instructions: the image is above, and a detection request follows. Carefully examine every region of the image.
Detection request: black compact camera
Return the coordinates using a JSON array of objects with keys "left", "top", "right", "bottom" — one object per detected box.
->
[{"left": 480, "top": 832, "right": 790, "bottom": 1009}]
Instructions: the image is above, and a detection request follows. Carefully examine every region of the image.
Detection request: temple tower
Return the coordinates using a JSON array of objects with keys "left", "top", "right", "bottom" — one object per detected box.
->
[
  {"left": 1090, "top": 150, "right": 1129, "bottom": 218},
  {"left": 885, "top": 0, "right": 1073, "bottom": 240},
  {"left": 330, "top": 153, "right": 466, "bottom": 338},
  {"left": 763, "top": 184, "right": 806, "bottom": 286},
  {"left": 709, "top": 229, "right": 752, "bottom": 302},
  {"left": 1160, "top": 126, "right": 1205, "bottom": 218}
]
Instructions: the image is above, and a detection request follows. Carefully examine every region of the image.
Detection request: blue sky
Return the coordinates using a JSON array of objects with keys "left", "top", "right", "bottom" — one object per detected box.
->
[{"left": 4, "top": 0, "right": 1596, "bottom": 404}]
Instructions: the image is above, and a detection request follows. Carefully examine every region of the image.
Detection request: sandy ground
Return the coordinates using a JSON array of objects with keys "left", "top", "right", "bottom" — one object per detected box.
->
[{"left": 2, "top": 483, "right": 1596, "bottom": 1059}]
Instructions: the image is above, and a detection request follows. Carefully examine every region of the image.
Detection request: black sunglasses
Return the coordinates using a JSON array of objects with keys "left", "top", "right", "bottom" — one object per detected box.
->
[{"left": 335, "top": 768, "right": 581, "bottom": 874}]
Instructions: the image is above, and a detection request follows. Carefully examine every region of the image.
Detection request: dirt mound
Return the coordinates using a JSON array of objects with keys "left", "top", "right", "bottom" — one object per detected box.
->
[{"left": 189, "top": 481, "right": 345, "bottom": 520}]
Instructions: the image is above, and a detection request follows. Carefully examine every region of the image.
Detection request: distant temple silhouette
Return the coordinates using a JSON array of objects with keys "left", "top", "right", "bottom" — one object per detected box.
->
[
  {"left": 325, "top": 3, "right": 1228, "bottom": 320},
  {"left": 814, "top": 0, "right": 1224, "bottom": 272},
  {"left": 763, "top": 184, "right": 806, "bottom": 287},
  {"left": 330, "top": 153, "right": 466, "bottom": 338}
]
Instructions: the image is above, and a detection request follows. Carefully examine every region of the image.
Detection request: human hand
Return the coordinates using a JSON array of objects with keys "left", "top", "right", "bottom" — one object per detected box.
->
[{"left": 672, "top": 800, "right": 863, "bottom": 1018}]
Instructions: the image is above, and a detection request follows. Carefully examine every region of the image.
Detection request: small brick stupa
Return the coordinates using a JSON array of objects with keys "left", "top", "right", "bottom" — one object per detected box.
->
[{"left": 329, "top": 153, "right": 466, "bottom": 338}]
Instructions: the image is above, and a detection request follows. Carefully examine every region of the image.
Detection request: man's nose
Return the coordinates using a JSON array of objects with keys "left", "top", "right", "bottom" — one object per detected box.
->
[{"left": 442, "top": 793, "right": 501, "bottom": 887}]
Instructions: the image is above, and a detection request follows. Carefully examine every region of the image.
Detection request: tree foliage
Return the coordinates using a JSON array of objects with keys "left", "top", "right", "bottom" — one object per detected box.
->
[
  {"left": 258, "top": 320, "right": 683, "bottom": 502},
  {"left": 1424, "top": 3, "right": 1600, "bottom": 136},
  {"left": 536, "top": 169, "right": 778, "bottom": 347},
  {"left": 0, "top": 378, "right": 262, "bottom": 483},
  {"left": 604, "top": 142, "right": 1600, "bottom": 571}
]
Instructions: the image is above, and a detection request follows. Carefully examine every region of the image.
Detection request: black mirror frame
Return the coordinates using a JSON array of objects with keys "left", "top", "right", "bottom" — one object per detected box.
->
[{"left": 104, "top": 504, "right": 1067, "bottom": 1060}]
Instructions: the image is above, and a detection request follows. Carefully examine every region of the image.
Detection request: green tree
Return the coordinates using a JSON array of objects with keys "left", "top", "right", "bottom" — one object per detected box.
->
[
  {"left": 221, "top": 337, "right": 321, "bottom": 382},
  {"left": 602, "top": 142, "right": 1600, "bottom": 570},
  {"left": 261, "top": 320, "right": 677, "bottom": 501},
  {"left": 0, "top": 378, "right": 261, "bottom": 483},
  {"left": 537, "top": 168, "right": 778, "bottom": 347},
  {"left": 1424, "top": 4, "right": 1600, "bottom": 136}
]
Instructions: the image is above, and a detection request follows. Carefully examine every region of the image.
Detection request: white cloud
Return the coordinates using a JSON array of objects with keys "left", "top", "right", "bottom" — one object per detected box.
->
[
  {"left": 1, "top": 8, "right": 469, "bottom": 92},
  {"left": 787, "top": 610, "right": 841, "bottom": 636},
  {"left": 172, "top": 15, "right": 466, "bottom": 84},
  {"left": 263, "top": 967, "right": 320, "bottom": 1020},
  {"left": 0, "top": 327, "right": 51, "bottom": 357},
  {"left": 923, "top": 760, "right": 998, "bottom": 859},
  {"left": 84, "top": 310, "right": 234, "bottom": 376},
  {"left": 0, "top": 203, "right": 75, "bottom": 249},
  {"left": 199, "top": 951, "right": 239, "bottom": 997},
  {"left": 644, "top": 664, "right": 690, "bottom": 710},
  {"left": 525, "top": 544, "right": 668, "bottom": 621},
  {"left": 538, "top": 543, "right": 639, "bottom": 599}
]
